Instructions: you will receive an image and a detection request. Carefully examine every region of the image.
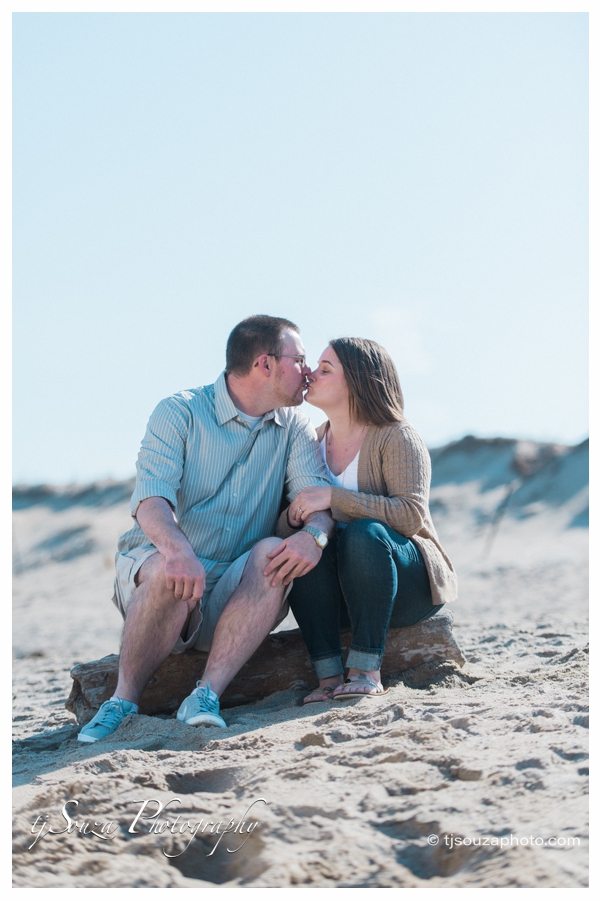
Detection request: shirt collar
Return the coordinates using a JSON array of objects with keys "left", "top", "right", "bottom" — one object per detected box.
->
[
  {"left": 214, "top": 371, "right": 285, "bottom": 428},
  {"left": 214, "top": 371, "right": 239, "bottom": 425},
  {"left": 262, "top": 407, "right": 285, "bottom": 428}
]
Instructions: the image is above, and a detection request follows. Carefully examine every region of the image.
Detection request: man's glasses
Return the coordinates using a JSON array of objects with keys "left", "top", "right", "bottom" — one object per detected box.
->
[{"left": 267, "top": 354, "right": 307, "bottom": 367}]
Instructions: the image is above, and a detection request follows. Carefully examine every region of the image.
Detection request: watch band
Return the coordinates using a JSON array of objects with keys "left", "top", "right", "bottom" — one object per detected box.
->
[{"left": 301, "top": 525, "right": 329, "bottom": 549}]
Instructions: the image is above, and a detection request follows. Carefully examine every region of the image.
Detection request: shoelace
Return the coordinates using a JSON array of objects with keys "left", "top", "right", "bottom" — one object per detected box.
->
[
  {"left": 95, "top": 700, "right": 126, "bottom": 728},
  {"left": 193, "top": 681, "right": 219, "bottom": 713}
]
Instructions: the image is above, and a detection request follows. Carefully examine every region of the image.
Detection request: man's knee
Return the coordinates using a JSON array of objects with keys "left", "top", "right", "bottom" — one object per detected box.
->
[
  {"left": 135, "top": 552, "right": 167, "bottom": 589},
  {"left": 134, "top": 553, "right": 195, "bottom": 610},
  {"left": 242, "top": 537, "right": 286, "bottom": 597},
  {"left": 247, "top": 536, "right": 282, "bottom": 568}
]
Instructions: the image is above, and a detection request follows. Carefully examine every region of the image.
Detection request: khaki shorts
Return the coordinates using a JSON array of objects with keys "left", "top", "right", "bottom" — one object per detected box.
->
[{"left": 112, "top": 545, "right": 290, "bottom": 654}]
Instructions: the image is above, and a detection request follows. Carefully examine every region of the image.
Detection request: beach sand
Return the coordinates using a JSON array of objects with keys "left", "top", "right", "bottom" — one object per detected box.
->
[{"left": 12, "top": 437, "right": 588, "bottom": 887}]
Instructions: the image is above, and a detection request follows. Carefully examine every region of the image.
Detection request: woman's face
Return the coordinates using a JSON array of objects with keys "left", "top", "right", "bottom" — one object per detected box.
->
[{"left": 304, "top": 345, "right": 349, "bottom": 412}]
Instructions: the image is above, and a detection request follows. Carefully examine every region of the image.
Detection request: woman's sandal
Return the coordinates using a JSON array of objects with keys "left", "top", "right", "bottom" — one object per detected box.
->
[
  {"left": 303, "top": 685, "right": 337, "bottom": 705},
  {"left": 333, "top": 673, "right": 389, "bottom": 699}
]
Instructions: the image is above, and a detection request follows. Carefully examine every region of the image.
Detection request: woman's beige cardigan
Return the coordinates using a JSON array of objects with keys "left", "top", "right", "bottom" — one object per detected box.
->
[{"left": 281, "top": 420, "right": 458, "bottom": 606}]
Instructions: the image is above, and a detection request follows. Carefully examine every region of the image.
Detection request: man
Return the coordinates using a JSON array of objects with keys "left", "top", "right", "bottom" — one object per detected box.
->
[{"left": 78, "top": 315, "right": 334, "bottom": 742}]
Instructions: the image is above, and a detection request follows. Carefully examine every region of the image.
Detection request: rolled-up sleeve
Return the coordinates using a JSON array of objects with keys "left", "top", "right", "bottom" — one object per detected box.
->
[
  {"left": 130, "top": 398, "right": 189, "bottom": 518},
  {"left": 284, "top": 414, "right": 331, "bottom": 502}
]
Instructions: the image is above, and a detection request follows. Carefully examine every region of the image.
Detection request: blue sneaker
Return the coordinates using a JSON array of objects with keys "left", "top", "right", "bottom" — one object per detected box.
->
[
  {"left": 77, "top": 698, "right": 138, "bottom": 743},
  {"left": 177, "top": 680, "right": 226, "bottom": 728}
]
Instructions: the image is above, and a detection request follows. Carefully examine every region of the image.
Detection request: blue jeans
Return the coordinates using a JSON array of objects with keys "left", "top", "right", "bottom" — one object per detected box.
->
[{"left": 288, "top": 519, "right": 438, "bottom": 679}]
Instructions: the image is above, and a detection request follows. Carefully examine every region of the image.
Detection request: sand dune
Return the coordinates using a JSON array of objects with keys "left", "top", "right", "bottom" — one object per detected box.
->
[{"left": 12, "top": 436, "right": 588, "bottom": 887}]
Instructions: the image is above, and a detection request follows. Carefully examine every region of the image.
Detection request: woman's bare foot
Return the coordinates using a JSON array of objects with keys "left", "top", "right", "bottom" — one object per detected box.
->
[{"left": 303, "top": 674, "right": 343, "bottom": 705}]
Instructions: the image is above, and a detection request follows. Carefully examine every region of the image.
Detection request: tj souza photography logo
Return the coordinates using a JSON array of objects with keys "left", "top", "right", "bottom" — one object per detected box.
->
[{"left": 29, "top": 797, "right": 267, "bottom": 858}]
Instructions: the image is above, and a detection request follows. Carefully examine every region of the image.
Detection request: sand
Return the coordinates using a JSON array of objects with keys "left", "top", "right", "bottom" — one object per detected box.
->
[{"left": 12, "top": 436, "right": 589, "bottom": 888}]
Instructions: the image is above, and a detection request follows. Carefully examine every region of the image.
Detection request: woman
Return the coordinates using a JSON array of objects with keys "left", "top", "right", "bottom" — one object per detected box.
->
[{"left": 281, "top": 337, "right": 457, "bottom": 702}]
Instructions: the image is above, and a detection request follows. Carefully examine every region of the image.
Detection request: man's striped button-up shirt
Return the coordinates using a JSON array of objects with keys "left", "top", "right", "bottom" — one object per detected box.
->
[{"left": 118, "top": 371, "right": 331, "bottom": 577}]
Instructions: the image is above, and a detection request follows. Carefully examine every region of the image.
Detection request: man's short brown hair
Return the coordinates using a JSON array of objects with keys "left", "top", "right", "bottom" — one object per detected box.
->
[{"left": 226, "top": 315, "right": 299, "bottom": 376}]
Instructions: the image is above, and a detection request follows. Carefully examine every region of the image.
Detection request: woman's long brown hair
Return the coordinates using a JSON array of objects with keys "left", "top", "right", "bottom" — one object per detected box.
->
[{"left": 330, "top": 337, "right": 405, "bottom": 426}]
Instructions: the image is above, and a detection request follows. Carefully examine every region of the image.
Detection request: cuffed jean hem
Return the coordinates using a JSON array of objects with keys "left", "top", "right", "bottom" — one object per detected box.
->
[
  {"left": 346, "top": 649, "right": 383, "bottom": 671},
  {"left": 312, "top": 655, "right": 345, "bottom": 679}
]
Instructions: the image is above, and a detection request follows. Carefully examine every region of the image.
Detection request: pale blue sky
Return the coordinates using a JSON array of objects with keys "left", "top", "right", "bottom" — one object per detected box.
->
[{"left": 13, "top": 12, "right": 588, "bottom": 484}]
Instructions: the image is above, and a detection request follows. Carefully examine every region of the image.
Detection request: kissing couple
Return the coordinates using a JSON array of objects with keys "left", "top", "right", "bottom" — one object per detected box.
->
[{"left": 78, "top": 314, "right": 457, "bottom": 743}]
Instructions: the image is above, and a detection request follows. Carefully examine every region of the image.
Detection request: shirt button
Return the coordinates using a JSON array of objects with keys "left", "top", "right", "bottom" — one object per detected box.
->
[
  {"left": 232, "top": 492, "right": 238, "bottom": 498},
  {"left": 226, "top": 527, "right": 231, "bottom": 532}
]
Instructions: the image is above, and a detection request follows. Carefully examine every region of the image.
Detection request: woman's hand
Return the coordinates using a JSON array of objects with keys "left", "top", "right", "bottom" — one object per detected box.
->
[
  {"left": 287, "top": 504, "right": 304, "bottom": 528},
  {"left": 292, "top": 486, "right": 333, "bottom": 523}
]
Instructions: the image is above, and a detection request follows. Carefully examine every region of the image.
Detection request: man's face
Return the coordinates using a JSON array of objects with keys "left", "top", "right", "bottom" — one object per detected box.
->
[{"left": 272, "top": 329, "right": 311, "bottom": 407}]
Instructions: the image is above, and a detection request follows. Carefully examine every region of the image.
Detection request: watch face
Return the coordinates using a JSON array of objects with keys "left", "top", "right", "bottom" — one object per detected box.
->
[{"left": 303, "top": 526, "right": 328, "bottom": 548}]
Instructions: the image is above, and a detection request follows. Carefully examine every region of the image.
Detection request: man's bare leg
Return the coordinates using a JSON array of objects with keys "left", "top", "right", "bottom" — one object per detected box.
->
[
  {"left": 114, "top": 553, "right": 196, "bottom": 704},
  {"left": 202, "top": 538, "right": 287, "bottom": 697}
]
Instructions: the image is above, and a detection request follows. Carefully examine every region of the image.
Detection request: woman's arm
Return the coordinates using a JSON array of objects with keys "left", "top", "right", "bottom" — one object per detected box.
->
[
  {"left": 275, "top": 505, "right": 302, "bottom": 538},
  {"left": 329, "top": 425, "right": 431, "bottom": 536}
]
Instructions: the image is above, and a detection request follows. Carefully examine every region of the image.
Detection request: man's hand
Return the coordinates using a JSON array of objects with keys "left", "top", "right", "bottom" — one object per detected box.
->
[
  {"left": 164, "top": 549, "right": 206, "bottom": 603},
  {"left": 292, "top": 486, "right": 333, "bottom": 523},
  {"left": 135, "top": 497, "right": 205, "bottom": 603},
  {"left": 263, "top": 532, "right": 323, "bottom": 587}
]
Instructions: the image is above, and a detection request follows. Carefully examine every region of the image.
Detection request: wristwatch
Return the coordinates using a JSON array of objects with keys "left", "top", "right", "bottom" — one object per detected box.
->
[{"left": 301, "top": 525, "right": 329, "bottom": 550}]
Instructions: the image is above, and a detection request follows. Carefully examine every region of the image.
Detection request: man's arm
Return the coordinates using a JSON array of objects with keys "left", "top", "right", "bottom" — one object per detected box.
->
[
  {"left": 264, "top": 413, "right": 335, "bottom": 586},
  {"left": 303, "top": 510, "right": 336, "bottom": 535},
  {"left": 136, "top": 497, "right": 206, "bottom": 603}
]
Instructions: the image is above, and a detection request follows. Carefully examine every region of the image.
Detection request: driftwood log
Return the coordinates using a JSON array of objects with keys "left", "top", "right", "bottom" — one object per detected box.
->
[{"left": 66, "top": 613, "right": 465, "bottom": 725}]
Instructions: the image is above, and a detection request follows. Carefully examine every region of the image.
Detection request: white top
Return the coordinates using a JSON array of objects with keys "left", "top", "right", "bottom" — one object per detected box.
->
[{"left": 320, "top": 435, "right": 359, "bottom": 492}]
